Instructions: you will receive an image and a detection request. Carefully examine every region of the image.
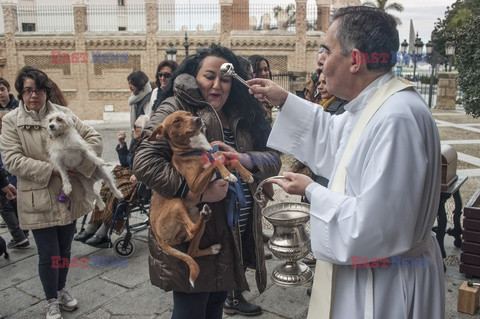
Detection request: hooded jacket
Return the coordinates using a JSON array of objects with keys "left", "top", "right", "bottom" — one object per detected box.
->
[{"left": 133, "top": 73, "right": 281, "bottom": 293}]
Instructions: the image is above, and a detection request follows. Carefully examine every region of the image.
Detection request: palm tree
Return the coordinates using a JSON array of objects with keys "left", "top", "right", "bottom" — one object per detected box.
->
[{"left": 363, "top": 0, "right": 404, "bottom": 25}]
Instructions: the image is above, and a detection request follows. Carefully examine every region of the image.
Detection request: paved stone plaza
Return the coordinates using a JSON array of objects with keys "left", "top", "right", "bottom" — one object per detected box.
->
[{"left": 1, "top": 106, "right": 480, "bottom": 318}]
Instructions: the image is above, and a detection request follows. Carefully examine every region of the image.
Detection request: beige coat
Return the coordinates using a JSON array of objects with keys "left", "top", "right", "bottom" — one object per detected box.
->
[{"left": 0, "top": 101, "right": 103, "bottom": 230}]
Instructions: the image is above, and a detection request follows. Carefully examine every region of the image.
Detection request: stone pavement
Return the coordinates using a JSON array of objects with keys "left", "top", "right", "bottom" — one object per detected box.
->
[{"left": 1, "top": 106, "right": 480, "bottom": 318}]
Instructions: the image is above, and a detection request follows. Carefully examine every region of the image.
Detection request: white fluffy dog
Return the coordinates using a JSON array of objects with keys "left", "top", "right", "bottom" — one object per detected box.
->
[{"left": 45, "top": 112, "right": 123, "bottom": 209}]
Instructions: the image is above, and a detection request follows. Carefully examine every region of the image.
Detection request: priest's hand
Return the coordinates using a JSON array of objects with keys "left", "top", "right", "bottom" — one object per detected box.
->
[
  {"left": 270, "top": 172, "right": 313, "bottom": 197},
  {"left": 247, "top": 78, "right": 289, "bottom": 108}
]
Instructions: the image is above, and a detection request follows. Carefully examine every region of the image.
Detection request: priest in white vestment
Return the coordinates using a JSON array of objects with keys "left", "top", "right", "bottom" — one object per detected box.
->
[{"left": 247, "top": 6, "right": 445, "bottom": 319}]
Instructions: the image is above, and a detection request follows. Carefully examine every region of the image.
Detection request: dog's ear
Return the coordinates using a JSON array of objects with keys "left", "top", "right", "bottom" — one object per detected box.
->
[
  {"left": 148, "top": 124, "right": 166, "bottom": 141},
  {"left": 65, "top": 114, "right": 75, "bottom": 127}
]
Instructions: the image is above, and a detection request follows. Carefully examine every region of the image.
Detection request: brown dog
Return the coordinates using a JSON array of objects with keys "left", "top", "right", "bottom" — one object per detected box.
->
[{"left": 148, "top": 110, "right": 254, "bottom": 287}]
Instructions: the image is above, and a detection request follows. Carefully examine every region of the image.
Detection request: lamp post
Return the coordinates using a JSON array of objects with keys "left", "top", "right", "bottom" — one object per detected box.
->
[
  {"left": 445, "top": 41, "right": 455, "bottom": 72},
  {"left": 166, "top": 42, "right": 177, "bottom": 61},
  {"left": 413, "top": 33, "right": 424, "bottom": 82},
  {"left": 426, "top": 40, "right": 436, "bottom": 108},
  {"left": 400, "top": 39, "right": 408, "bottom": 66},
  {"left": 183, "top": 31, "right": 190, "bottom": 58}
]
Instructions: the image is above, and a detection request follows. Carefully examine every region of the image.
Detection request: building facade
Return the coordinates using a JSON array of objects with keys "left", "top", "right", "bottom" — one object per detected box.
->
[{"left": 0, "top": 0, "right": 359, "bottom": 120}]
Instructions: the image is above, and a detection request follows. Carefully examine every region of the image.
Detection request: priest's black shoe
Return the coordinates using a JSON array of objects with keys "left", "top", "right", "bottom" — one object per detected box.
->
[{"left": 224, "top": 291, "right": 262, "bottom": 316}]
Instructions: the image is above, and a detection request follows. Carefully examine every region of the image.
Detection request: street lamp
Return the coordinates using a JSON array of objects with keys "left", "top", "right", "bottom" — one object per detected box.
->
[
  {"left": 166, "top": 42, "right": 177, "bottom": 61},
  {"left": 400, "top": 39, "right": 408, "bottom": 63},
  {"left": 183, "top": 31, "right": 190, "bottom": 57},
  {"left": 413, "top": 33, "right": 424, "bottom": 82},
  {"left": 426, "top": 40, "right": 436, "bottom": 108},
  {"left": 445, "top": 41, "right": 455, "bottom": 72}
]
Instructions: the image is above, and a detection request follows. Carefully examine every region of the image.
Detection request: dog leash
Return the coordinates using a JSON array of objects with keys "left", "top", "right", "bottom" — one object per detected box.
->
[{"left": 227, "top": 172, "right": 247, "bottom": 229}]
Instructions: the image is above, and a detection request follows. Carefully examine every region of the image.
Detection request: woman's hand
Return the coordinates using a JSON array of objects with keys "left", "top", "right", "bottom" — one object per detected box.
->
[
  {"left": 200, "top": 179, "right": 229, "bottom": 203},
  {"left": 1, "top": 184, "right": 17, "bottom": 200},
  {"left": 211, "top": 141, "right": 253, "bottom": 170},
  {"left": 270, "top": 172, "right": 314, "bottom": 196},
  {"left": 117, "top": 131, "right": 127, "bottom": 146}
]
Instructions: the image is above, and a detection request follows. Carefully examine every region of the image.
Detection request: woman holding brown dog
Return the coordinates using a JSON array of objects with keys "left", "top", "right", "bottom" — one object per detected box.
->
[
  {"left": 0, "top": 66, "right": 103, "bottom": 319},
  {"left": 133, "top": 45, "right": 280, "bottom": 319}
]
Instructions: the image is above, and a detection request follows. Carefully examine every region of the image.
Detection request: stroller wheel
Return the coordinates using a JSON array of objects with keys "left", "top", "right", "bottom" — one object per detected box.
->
[{"left": 113, "top": 236, "right": 135, "bottom": 257}]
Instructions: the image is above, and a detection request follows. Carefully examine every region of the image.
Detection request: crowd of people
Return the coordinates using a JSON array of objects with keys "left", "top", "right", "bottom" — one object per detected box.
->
[{"left": 0, "top": 6, "right": 446, "bottom": 319}]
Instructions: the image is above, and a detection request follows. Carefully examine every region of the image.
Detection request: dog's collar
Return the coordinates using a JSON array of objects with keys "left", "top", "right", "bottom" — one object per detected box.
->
[{"left": 181, "top": 145, "right": 219, "bottom": 161}]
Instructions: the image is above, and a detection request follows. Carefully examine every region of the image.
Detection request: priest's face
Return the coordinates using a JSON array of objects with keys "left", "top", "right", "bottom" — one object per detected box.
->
[{"left": 318, "top": 20, "right": 353, "bottom": 101}]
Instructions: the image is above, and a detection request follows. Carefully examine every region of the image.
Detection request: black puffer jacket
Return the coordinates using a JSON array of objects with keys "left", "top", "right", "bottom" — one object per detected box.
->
[{"left": 133, "top": 74, "right": 281, "bottom": 293}]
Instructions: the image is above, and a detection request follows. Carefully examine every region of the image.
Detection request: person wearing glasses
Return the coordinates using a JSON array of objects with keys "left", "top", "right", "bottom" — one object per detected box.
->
[
  {"left": 149, "top": 60, "right": 179, "bottom": 116},
  {"left": 0, "top": 66, "right": 102, "bottom": 319},
  {"left": 127, "top": 70, "right": 152, "bottom": 129}
]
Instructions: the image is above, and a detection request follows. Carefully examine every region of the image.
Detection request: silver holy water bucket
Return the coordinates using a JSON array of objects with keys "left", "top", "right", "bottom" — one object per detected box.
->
[{"left": 254, "top": 176, "right": 313, "bottom": 287}]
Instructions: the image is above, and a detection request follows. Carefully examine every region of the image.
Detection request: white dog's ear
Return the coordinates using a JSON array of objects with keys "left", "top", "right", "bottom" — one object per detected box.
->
[
  {"left": 65, "top": 114, "right": 75, "bottom": 127},
  {"left": 148, "top": 124, "right": 166, "bottom": 141}
]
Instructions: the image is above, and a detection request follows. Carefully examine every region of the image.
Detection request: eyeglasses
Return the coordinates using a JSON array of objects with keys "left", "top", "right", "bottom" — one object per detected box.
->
[
  {"left": 133, "top": 125, "right": 141, "bottom": 130},
  {"left": 22, "top": 88, "right": 45, "bottom": 96},
  {"left": 158, "top": 73, "right": 172, "bottom": 79}
]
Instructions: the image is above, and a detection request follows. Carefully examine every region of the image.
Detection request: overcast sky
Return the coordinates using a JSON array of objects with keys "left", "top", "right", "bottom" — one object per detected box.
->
[{"left": 395, "top": 0, "right": 455, "bottom": 49}]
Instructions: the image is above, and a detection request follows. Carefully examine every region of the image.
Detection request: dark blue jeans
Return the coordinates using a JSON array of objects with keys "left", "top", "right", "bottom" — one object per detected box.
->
[
  {"left": 171, "top": 291, "right": 227, "bottom": 319},
  {"left": 32, "top": 222, "right": 76, "bottom": 300}
]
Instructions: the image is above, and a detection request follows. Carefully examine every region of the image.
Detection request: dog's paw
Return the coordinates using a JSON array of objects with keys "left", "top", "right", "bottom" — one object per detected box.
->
[
  {"left": 244, "top": 175, "right": 254, "bottom": 183},
  {"left": 63, "top": 184, "right": 72, "bottom": 195},
  {"left": 96, "top": 199, "right": 106, "bottom": 210},
  {"left": 224, "top": 174, "right": 237, "bottom": 183},
  {"left": 200, "top": 204, "right": 212, "bottom": 220},
  {"left": 210, "top": 244, "right": 222, "bottom": 255}
]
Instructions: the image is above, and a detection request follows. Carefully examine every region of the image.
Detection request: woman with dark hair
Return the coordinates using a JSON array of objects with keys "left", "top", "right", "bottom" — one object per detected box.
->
[
  {"left": 0, "top": 66, "right": 102, "bottom": 319},
  {"left": 133, "top": 45, "right": 280, "bottom": 319},
  {"left": 248, "top": 54, "right": 272, "bottom": 80},
  {"left": 149, "top": 60, "right": 179, "bottom": 114},
  {"left": 248, "top": 55, "right": 274, "bottom": 121},
  {"left": 127, "top": 70, "right": 152, "bottom": 128}
]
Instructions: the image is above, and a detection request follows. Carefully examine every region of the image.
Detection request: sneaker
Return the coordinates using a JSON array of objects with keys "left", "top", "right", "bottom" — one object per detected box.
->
[
  {"left": 7, "top": 238, "right": 30, "bottom": 249},
  {"left": 57, "top": 287, "right": 78, "bottom": 312},
  {"left": 44, "top": 298, "right": 63, "bottom": 319}
]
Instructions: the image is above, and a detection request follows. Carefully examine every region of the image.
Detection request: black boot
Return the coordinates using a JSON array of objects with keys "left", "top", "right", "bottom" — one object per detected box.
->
[{"left": 224, "top": 290, "right": 262, "bottom": 316}]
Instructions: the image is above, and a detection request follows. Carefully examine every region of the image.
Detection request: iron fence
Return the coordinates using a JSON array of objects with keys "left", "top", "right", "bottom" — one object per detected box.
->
[
  {"left": 87, "top": 4, "right": 145, "bottom": 32},
  {"left": 11, "top": 1, "right": 319, "bottom": 33},
  {"left": 17, "top": 5, "right": 74, "bottom": 33}
]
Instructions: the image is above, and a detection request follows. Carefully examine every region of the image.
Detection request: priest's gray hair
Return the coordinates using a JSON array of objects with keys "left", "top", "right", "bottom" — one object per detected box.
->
[{"left": 333, "top": 6, "right": 399, "bottom": 72}]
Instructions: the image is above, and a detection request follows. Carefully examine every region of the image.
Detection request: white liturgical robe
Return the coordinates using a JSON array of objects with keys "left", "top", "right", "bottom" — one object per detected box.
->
[{"left": 268, "top": 73, "right": 445, "bottom": 318}]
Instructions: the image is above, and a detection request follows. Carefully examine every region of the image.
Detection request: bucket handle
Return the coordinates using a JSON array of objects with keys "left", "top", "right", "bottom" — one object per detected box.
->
[{"left": 254, "top": 175, "right": 286, "bottom": 205}]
